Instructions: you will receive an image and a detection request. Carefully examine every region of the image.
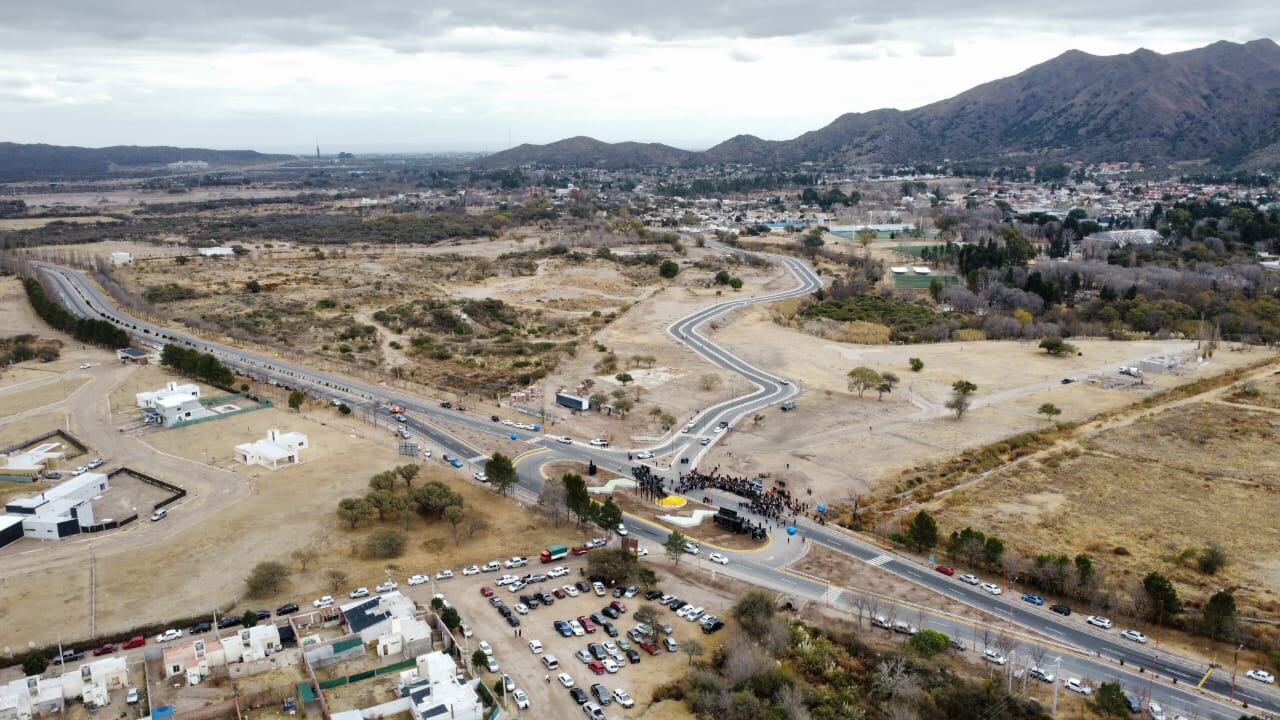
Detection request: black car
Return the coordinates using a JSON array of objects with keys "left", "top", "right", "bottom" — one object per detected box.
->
[
  {"left": 645, "top": 590, "right": 663, "bottom": 601},
  {"left": 588, "top": 643, "right": 606, "bottom": 660},
  {"left": 217, "top": 616, "right": 242, "bottom": 629},
  {"left": 1049, "top": 604, "right": 1071, "bottom": 616},
  {"left": 612, "top": 586, "right": 625, "bottom": 598},
  {"left": 254, "top": 610, "right": 272, "bottom": 621},
  {"left": 575, "top": 581, "right": 591, "bottom": 593},
  {"left": 591, "top": 683, "right": 612, "bottom": 705},
  {"left": 491, "top": 415, "right": 500, "bottom": 422},
  {"left": 702, "top": 620, "right": 725, "bottom": 634},
  {"left": 590, "top": 612, "right": 607, "bottom": 626},
  {"left": 188, "top": 622, "right": 211, "bottom": 635},
  {"left": 276, "top": 603, "right": 300, "bottom": 616},
  {"left": 52, "top": 648, "right": 84, "bottom": 665},
  {"left": 440, "top": 401, "right": 453, "bottom": 409},
  {"left": 506, "top": 615, "right": 521, "bottom": 627},
  {"left": 601, "top": 621, "right": 618, "bottom": 637},
  {"left": 569, "top": 687, "right": 588, "bottom": 704},
  {"left": 602, "top": 606, "right": 620, "bottom": 619},
  {"left": 625, "top": 648, "right": 641, "bottom": 664},
  {"left": 669, "top": 600, "right": 687, "bottom": 611},
  {"left": 539, "top": 592, "right": 555, "bottom": 605}
]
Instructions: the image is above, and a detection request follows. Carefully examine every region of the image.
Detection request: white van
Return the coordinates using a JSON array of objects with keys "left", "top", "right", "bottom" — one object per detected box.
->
[{"left": 541, "top": 654, "right": 559, "bottom": 670}]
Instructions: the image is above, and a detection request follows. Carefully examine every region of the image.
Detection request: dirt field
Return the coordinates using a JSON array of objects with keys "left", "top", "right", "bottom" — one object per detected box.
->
[
  {"left": 702, "top": 304, "right": 1267, "bottom": 501},
  {"left": 935, "top": 391, "right": 1280, "bottom": 613}
]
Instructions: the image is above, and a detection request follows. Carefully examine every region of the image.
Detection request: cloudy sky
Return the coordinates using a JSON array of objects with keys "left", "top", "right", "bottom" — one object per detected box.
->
[{"left": 1, "top": 1, "right": 1275, "bottom": 153}]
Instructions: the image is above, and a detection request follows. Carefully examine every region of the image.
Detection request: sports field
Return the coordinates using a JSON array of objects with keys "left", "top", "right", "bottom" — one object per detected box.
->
[{"left": 893, "top": 274, "right": 960, "bottom": 289}]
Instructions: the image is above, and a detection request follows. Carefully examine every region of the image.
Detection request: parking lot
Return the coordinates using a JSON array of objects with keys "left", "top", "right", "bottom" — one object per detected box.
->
[{"left": 402, "top": 549, "right": 731, "bottom": 718}]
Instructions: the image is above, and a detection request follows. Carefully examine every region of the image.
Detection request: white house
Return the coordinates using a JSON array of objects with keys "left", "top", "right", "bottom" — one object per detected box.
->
[
  {"left": 234, "top": 429, "right": 308, "bottom": 470},
  {"left": 197, "top": 247, "right": 236, "bottom": 258},
  {"left": 136, "top": 382, "right": 199, "bottom": 408},
  {"left": 136, "top": 382, "right": 211, "bottom": 427},
  {"left": 2, "top": 472, "right": 111, "bottom": 545},
  {"left": 108, "top": 252, "right": 132, "bottom": 266},
  {"left": 0, "top": 442, "right": 67, "bottom": 480},
  {"left": 340, "top": 591, "right": 418, "bottom": 643},
  {"left": 164, "top": 624, "right": 282, "bottom": 680},
  {"left": 400, "top": 652, "right": 483, "bottom": 720},
  {"left": 0, "top": 676, "right": 63, "bottom": 720}
]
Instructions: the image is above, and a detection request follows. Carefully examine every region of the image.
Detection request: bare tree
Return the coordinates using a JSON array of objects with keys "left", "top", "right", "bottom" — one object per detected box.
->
[{"left": 875, "top": 655, "right": 910, "bottom": 699}]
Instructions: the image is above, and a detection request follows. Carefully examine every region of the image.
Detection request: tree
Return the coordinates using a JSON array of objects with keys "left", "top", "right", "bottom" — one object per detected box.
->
[
  {"left": 876, "top": 371, "right": 899, "bottom": 401},
  {"left": 946, "top": 380, "right": 977, "bottom": 419},
  {"left": 485, "top": 453, "right": 518, "bottom": 496},
  {"left": 563, "top": 473, "right": 592, "bottom": 525},
  {"left": 366, "top": 490, "right": 407, "bottom": 521},
  {"left": 326, "top": 568, "right": 349, "bottom": 592},
  {"left": 471, "top": 649, "right": 487, "bottom": 671},
  {"left": 728, "top": 277, "right": 743, "bottom": 290},
  {"left": 1141, "top": 572, "right": 1183, "bottom": 622},
  {"left": 337, "top": 497, "right": 375, "bottom": 528},
  {"left": 244, "top": 561, "right": 291, "bottom": 598},
  {"left": 1037, "top": 403, "right": 1062, "bottom": 422},
  {"left": 909, "top": 628, "right": 950, "bottom": 658},
  {"left": 658, "top": 259, "right": 679, "bottom": 278},
  {"left": 288, "top": 390, "right": 305, "bottom": 411},
  {"left": 1094, "top": 682, "right": 1130, "bottom": 716},
  {"left": 714, "top": 269, "right": 731, "bottom": 285},
  {"left": 245, "top": 279, "right": 262, "bottom": 293},
  {"left": 369, "top": 471, "right": 398, "bottom": 493},
  {"left": 664, "top": 530, "right": 688, "bottom": 563},
  {"left": 909, "top": 357, "right": 924, "bottom": 372},
  {"left": 947, "top": 527, "right": 987, "bottom": 567},
  {"left": 538, "top": 474, "right": 567, "bottom": 524},
  {"left": 615, "top": 372, "right": 634, "bottom": 386},
  {"left": 907, "top": 510, "right": 938, "bottom": 551},
  {"left": 22, "top": 651, "right": 47, "bottom": 677},
  {"left": 596, "top": 498, "right": 622, "bottom": 534},
  {"left": 1198, "top": 542, "right": 1228, "bottom": 575},
  {"left": 682, "top": 637, "right": 705, "bottom": 665},
  {"left": 1201, "top": 590, "right": 1237, "bottom": 641},
  {"left": 396, "top": 463, "right": 420, "bottom": 488},
  {"left": 847, "top": 366, "right": 881, "bottom": 398},
  {"left": 588, "top": 548, "right": 637, "bottom": 585},
  {"left": 982, "top": 537, "right": 1004, "bottom": 569},
  {"left": 242, "top": 609, "right": 260, "bottom": 628},
  {"left": 290, "top": 547, "right": 318, "bottom": 571},
  {"left": 364, "top": 528, "right": 407, "bottom": 559},
  {"left": 732, "top": 591, "right": 776, "bottom": 637},
  {"left": 443, "top": 504, "right": 466, "bottom": 545},
  {"left": 1038, "top": 337, "right": 1077, "bottom": 356},
  {"left": 440, "top": 606, "right": 462, "bottom": 630},
  {"left": 410, "top": 481, "right": 462, "bottom": 518}
]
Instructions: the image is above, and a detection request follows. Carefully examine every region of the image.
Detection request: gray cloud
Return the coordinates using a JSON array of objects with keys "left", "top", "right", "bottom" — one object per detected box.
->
[{"left": 917, "top": 40, "right": 955, "bottom": 57}]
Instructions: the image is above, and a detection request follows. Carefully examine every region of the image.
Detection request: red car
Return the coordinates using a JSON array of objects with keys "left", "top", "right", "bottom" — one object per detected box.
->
[
  {"left": 639, "top": 641, "right": 660, "bottom": 655},
  {"left": 553, "top": 587, "right": 566, "bottom": 598},
  {"left": 577, "top": 616, "right": 597, "bottom": 633},
  {"left": 587, "top": 660, "right": 605, "bottom": 675},
  {"left": 609, "top": 600, "right": 627, "bottom": 614},
  {"left": 122, "top": 635, "right": 146, "bottom": 650},
  {"left": 480, "top": 587, "right": 494, "bottom": 597},
  {"left": 935, "top": 565, "right": 955, "bottom": 576},
  {"left": 571, "top": 545, "right": 591, "bottom": 556},
  {"left": 93, "top": 643, "right": 117, "bottom": 656}
]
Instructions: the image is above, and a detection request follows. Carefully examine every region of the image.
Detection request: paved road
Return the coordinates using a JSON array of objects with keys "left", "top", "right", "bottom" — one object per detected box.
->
[{"left": 31, "top": 260, "right": 1278, "bottom": 719}]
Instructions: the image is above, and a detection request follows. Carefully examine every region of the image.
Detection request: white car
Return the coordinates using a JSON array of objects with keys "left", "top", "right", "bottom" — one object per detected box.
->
[
  {"left": 314, "top": 595, "right": 334, "bottom": 608},
  {"left": 349, "top": 587, "right": 369, "bottom": 598},
  {"left": 700, "top": 436, "right": 711, "bottom": 445},
  {"left": 422, "top": 448, "right": 432, "bottom": 459},
  {"left": 601, "top": 658, "right": 619, "bottom": 673},
  {"left": 87, "top": 458, "right": 104, "bottom": 469},
  {"left": 150, "top": 508, "right": 167, "bottom": 522},
  {"left": 709, "top": 552, "right": 729, "bottom": 565},
  {"left": 613, "top": 688, "right": 634, "bottom": 708},
  {"left": 1064, "top": 678, "right": 1092, "bottom": 695},
  {"left": 570, "top": 620, "right": 585, "bottom": 636},
  {"left": 478, "top": 641, "right": 493, "bottom": 656},
  {"left": 508, "top": 581, "right": 526, "bottom": 593},
  {"left": 982, "top": 649, "right": 1006, "bottom": 665},
  {"left": 590, "top": 438, "right": 609, "bottom": 447},
  {"left": 71, "top": 466, "right": 86, "bottom": 476},
  {"left": 685, "top": 607, "right": 705, "bottom": 622},
  {"left": 501, "top": 674, "right": 515, "bottom": 692},
  {"left": 1148, "top": 702, "right": 1166, "bottom": 720},
  {"left": 555, "top": 436, "right": 573, "bottom": 445},
  {"left": 1087, "top": 615, "right": 1113, "bottom": 629},
  {"left": 1120, "top": 629, "right": 1148, "bottom": 644},
  {"left": 557, "top": 673, "right": 575, "bottom": 688},
  {"left": 1028, "top": 666, "right": 1054, "bottom": 683},
  {"left": 473, "top": 472, "right": 488, "bottom": 483},
  {"left": 435, "top": 569, "right": 454, "bottom": 580},
  {"left": 636, "top": 547, "right": 648, "bottom": 556},
  {"left": 407, "top": 574, "right": 429, "bottom": 586},
  {"left": 563, "top": 585, "right": 580, "bottom": 597},
  {"left": 462, "top": 565, "right": 480, "bottom": 576},
  {"left": 683, "top": 541, "right": 700, "bottom": 555},
  {"left": 514, "top": 603, "right": 529, "bottom": 615},
  {"left": 617, "top": 523, "right": 628, "bottom": 536},
  {"left": 636, "top": 450, "right": 654, "bottom": 459},
  {"left": 155, "top": 629, "right": 183, "bottom": 643},
  {"left": 504, "top": 557, "right": 528, "bottom": 569},
  {"left": 528, "top": 639, "right": 543, "bottom": 654},
  {"left": 79, "top": 363, "right": 92, "bottom": 369},
  {"left": 482, "top": 561, "right": 501, "bottom": 572},
  {"left": 1247, "top": 669, "right": 1276, "bottom": 684},
  {"left": 375, "top": 580, "right": 398, "bottom": 593},
  {"left": 512, "top": 688, "right": 529, "bottom": 710},
  {"left": 496, "top": 574, "right": 518, "bottom": 586},
  {"left": 958, "top": 573, "right": 980, "bottom": 585},
  {"left": 979, "top": 582, "right": 1002, "bottom": 596},
  {"left": 592, "top": 581, "right": 606, "bottom": 596},
  {"left": 548, "top": 566, "right": 569, "bottom": 578},
  {"left": 461, "top": 624, "right": 473, "bottom": 638}
]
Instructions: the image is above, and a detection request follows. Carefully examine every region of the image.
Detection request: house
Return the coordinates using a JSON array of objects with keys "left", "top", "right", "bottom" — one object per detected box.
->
[
  {"left": 1, "top": 472, "right": 112, "bottom": 546},
  {"left": 0, "top": 675, "right": 64, "bottom": 720},
  {"left": 234, "top": 429, "right": 308, "bottom": 470},
  {"left": 136, "top": 382, "right": 210, "bottom": 427},
  {"left": 116, "top": 347, "right": 152, "bottom": 364},
  {"left": 220, "top": 624, "right": 282, "bottom": 664},
  {"left": 0, "top": 655, "right": 130, "bottom": 720},
  {"left": 340, "top": 591, "right": 418, "bottom": 644},
  {"left": 197, "top": 247, "right": 236, "bottom": 258},
  {"left": 375, "top": 615, "right": 433, "bottom": 658},
  {"left": 164, "top": 625, "right": 283, "bottom": 680},
  {"left": 1, "top": 442, "right": 67, "bottom": 480},
  {"left": 108, "top": 252, "right": 132, "bottom": 266},
  {"left": 399, "top": 652, "right": 483, "bottom": 720}
]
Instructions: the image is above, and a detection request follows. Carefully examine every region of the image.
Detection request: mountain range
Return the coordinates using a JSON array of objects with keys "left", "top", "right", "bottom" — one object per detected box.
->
[
  {"left": 0, "top": 143, "right": 292, "bottom": 182},
  {"left": 481, "top": 38, "right": 1280, "bottom": 170}
]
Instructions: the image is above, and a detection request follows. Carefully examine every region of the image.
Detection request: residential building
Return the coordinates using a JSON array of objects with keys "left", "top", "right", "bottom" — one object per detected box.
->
[
  {"left": 399, "top": 652, "right": 483, "bottom": 720},
  {"left": 108, "top": 252, "right": 132, "bottom": 266},
  {"left": 0, "top": 442, "right": 67, "bottom": 480},
  {"left": 116, "top": 347, "right": 152, "bottom": 364},
  {"left": 1, "top": 472, "right": 111, "bottom": 546},
  {"left": 163, "top": 624, "right": 282, "bottom": 681},
  {"left": 197, "top": 247, "right": 236, "bottom": 258},
  {"left": 340, "top": 591, "right": 418, "bottom": 644},
  {"left": 234, "top": 429, "right": 308, "bottom": 470}
]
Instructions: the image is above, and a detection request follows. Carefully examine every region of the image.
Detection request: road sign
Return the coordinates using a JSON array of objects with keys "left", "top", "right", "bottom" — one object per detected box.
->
[
  {"left": 398, "top": 442, "right": 419, "bottom": 456},
  {"left": 622, "top": 538, "right": 639, "bottom": 555}
]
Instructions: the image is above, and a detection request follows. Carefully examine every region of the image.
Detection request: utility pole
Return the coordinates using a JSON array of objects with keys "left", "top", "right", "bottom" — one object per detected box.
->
[{"left": 1051, "top": 656, "right": 1061, "bottom": 715}]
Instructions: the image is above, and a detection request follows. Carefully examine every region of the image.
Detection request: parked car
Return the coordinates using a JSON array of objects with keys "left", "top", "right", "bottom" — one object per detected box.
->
[
  {"left": 590, "top": 438, "right": 609, "bottom": 447},
  {"left": 587, "top": 660, "right": 605, "bottom": 675},
  {"left": 512, "top": 688, "right": 529, "bottom": 710},
  {"left": 683, "top": 542, "right": 700, "bottom": 555},
  {"left": 349, "top": 587, "right": 370, "bottom": 598},
  {"left": 528, "top": 639, "right": 543, "bottom": 654},
  {"left": 482, "top": 560, "right": 501, "bottom": 572},
  {"left": 1064, "top": 678, "right": 1092, "bottom": 695},
  {"left": 314, "top": 596, "right": 334, "bottom": 608},
  {"left": 1120, "top": 629, "right": 1149, "bottom": 644},
  {"left": 188, "top": 622, "right": 211, "bottom": 635},
  {"left": 569, "top": 688, "right": 589, "bottom": 705},
  {"left": 1246, "top": 669, "right": 1275, "bottom": 684},
  {"left": 93, "top": 643, "right": 117, "bottom": 656},
  {"left": 408, "top": 574, "right": 429, "bottom": 586},
  {"left": 591, "top": 683, "right": 612, "bottom": 704},
  {"left": 435, "top": 569, "right": 454, "bottom": 580},
  {"left": 1049, "top": 604, "right": 1071, "bottom": 616},
  {"left": 958, "top": 573, "right": 980, "bottom": 585},
  {"left": 150, "top": 508, "right": 168, "bottom": 522},
  {"left": 982, "top": 648, "right": 1006, "bottom": 665},
  {"left": 463, "top": 565, "right": 481, "bottom": 576},
  {"left": 156, "top": 628, "right": 184, "bottom": 643},
  {"left": 663, "top": 636, "right": 679, "bottom": 652},
  {"left": 1022, "top": 593, "right": 1044, "bottom": 606},
  {"left": 217, "top": 615, "right": 241, "bottom": 629},
  {"left": 122, "top": 636, "right": 145, "bottom": 650},
  {"left": 557, "top": 673, "right": 575, "bottom": 688},
  {"left": 87, "top": 458, "right": 104, "bottom": 470},
  {"left": 709, "top": 552, "right": 729, "bottom": 565},
  {"left": 979, "top": 582, "right": 1002, "bottom": 595},
  {"left": 126, "top": 688, "right": 140, "bottom": 705},
  {"left": 52, "top": 649, "right": 84, "bottom": 665},
  {"left": 1087, "top": 615, "right": 1113, "bottom": 629},
  {"left": 1028, "top": 666, "right": 1054, "bottom": 683},
  {"left": 935, "top": 565, "right": 955, "bottom": 576}
]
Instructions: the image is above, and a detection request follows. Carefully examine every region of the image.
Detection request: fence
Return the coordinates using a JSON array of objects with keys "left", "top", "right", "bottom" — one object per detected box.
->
[
  {"left": 316, "top": 658, "right": 417, "bottom": 690},
  {"left": 0, "top": 428, "right": 90, "bottom": 456},
  {"left": 108, "top": 467, "right": 186, "bottom": 510},
  {"left": 80, "top": 514, "right": 137, "bottom": 533},
  {"left": 170, "top": 393, "right": 272, "bottom": 429}
]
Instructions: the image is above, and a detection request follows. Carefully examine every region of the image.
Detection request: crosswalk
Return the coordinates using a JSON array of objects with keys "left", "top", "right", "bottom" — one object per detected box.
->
[
  {"left": 822, "top": 587, "right": 843, "bottom": 606},
  {"left": 866, "top": 554, "right": 892, "bottom": 567},
  {"left": 468, "top": 455, "right": 489, "bottom": 463}
]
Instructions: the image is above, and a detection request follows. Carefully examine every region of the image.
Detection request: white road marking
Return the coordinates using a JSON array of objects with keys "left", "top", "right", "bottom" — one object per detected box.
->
[{"left": 866, "top": 554, "right": 892, "bottom": 567}]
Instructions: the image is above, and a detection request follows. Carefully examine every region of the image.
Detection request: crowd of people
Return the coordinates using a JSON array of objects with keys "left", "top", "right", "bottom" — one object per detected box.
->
[{"left": 677, "top": 466, "right": 808, "bottom": 523}]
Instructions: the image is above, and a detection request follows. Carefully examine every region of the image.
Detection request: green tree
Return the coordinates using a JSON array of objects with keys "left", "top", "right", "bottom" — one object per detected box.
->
[
  {"left": 364, "top": 528, "right": 407, "bottom": 559},
  {"left": 1094, "top": 682, "right": 1129, "bottom": 716},
  {"left": 728, "top": 277, "right": 743, "bottom": 290},
  {"left": 615, "top": 372, "right": 634, "bottom": 386},
  {"left": 241, "top": 609, "right": 260, "bottom": 628},
  {"left": 909, "top": 357, "right": 924, "bottom": 372},
  {"left": 1075, "top": 554, "right": 1096, "bottom": 586},
  {"left": 366, "top": 490, "right": 407, "bottom": 521},
  {"left": 982, "top": 536, "right": 1005, "bottom": 569},
  {"left": 1141, "top": 572, "right": 1183, "bottom": 622},
  {"left": 876, "top": 371, "right": 900, "bottom": 401},
  {"left": 563, "top": 473, "right": 592, "bottom": 525},
  {"left": 682, "top": 637, "right": 705, "bottom": 665},
  {"left": 369, "top": 471, "right": 398, "bottom": 493},
  {"left": 443, "top": 504, "right": 466, "bottom": 545},
  {"left": 596, "top": 498, "right": 623, "bottom": 534},
  {"left": 846, "top": 366, "right": 881, "bottom": 398},
  {"left": 909, "top": 629, "right": 951, "bottom": 657},
  {"left": 396, "top": 463, "right": 420, "bottom": 488},
  {"left": 288, "top": 390, "right": 305, "bottom": 411},
  {"left": 1038, "top": 403, "right": 1062, "bottom": 422},
  {"left": 908, "top": 510, "right": 939, "bottom": 550},
  {"left": 731, "top": 591, "right": 776, "bottom": 637},
  {"left": 658, "top": 259, "right": 679, "bottom": 279},
  {"left": 440, "top": 605, "right": 462, "bottom": 630},
  {"left": 337, "top": 497, "right": 375, "bottom": 529},
  {"left": 22, "top": 651, "right": 47, "bottom": 677},
  {"left": 664, "top": 530, "right": 688, "bottom": 563},
  {"left": 245, "top": 279, "right": 262, "bottom": 293},
  {"left": 714, "top": 269, "right": 731, "bottom": 285},
  {"left": 1038, "top": 337, "right": 1077, "bottom": 356},
  {"left": 244, "top": 561, "right": 291, "bottom": 598},
  {"left": 1198, "top": 543, "right": 1228, "bottom": 575},
  {"left": 410, "top": 481, "right": 462, "bottom": 519},
  {"left": 485, "top": 452, "right": 518, "bottom": 496},
  {"left": 588, "top": 548, "right": 637, "bottom": 585},
  {"left": 946, "top": 380, "right": 977, "bottom": 419},
  {"left": 1201, "top": 590, "right": 1237, "bottom": 641},
  {"left": 471, "top": 649, "right": 487, "bottom": 671}
]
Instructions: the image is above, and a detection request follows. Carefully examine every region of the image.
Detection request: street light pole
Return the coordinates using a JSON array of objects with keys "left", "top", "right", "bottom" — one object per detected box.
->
[{"left": 1051, "top": 656, "right": 1061, "bottom": 715}]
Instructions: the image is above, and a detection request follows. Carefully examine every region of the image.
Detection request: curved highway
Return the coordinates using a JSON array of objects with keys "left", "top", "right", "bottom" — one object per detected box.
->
[{"left": 28, "top": 258, "right": 1278, "bottom": 720}]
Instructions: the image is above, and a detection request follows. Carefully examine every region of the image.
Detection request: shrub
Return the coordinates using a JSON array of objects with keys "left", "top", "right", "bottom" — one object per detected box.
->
[
  {"left": 909, "top": 629, "right": 950, "bottom": 657},
  {"left": 244, "top": 561, "right": 291, "bottom": 598},
  {"left": 364, "top": 529, "right": 407, "bottom": 559}
]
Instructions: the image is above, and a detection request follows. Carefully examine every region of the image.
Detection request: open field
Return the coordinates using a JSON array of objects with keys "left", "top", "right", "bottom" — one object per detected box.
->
[
  {"left": 702, "top": 302, "right": 1268, "bottom": 501},
  {"left": 0, "top": 216, "right": 120, "bottom": 231}
]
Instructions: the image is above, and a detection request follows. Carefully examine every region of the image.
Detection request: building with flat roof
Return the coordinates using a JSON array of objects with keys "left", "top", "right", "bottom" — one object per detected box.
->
[
  {"left": 234, "top": 429, "right": 308, "bottom": 470},
  {"left": 1, "top": 442, "right": 67, "bottom": 480},
  {"left": 116, "top": 347, "right": 152, "bottom": 364},
  {"left": 136, "top": 382, "right": 212, "bottom": 427},
  {"left": 397, "top": 652, "right": 482, "bottom": 720},
  {"left": 1, "top": 472, "right": 112, "bottom": 545},
  {"left": 197, "top": 247, "right": 236, "bottom": 258}
]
